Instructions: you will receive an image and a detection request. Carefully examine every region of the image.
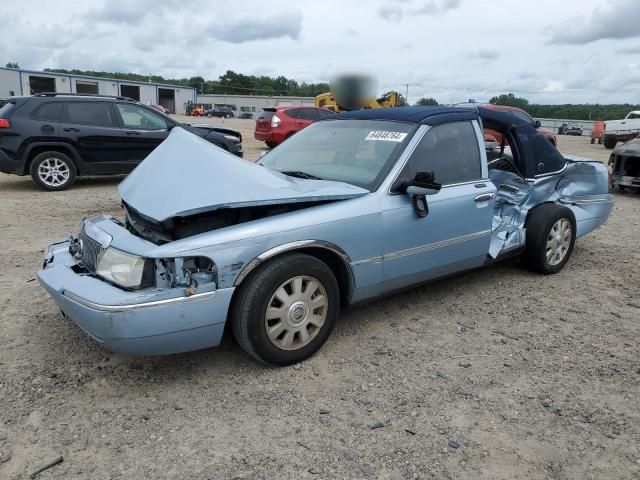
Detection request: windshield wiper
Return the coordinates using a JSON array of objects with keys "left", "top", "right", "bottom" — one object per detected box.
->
[{"left": 280, "top": 170, "right": 323, "bottom": 180}]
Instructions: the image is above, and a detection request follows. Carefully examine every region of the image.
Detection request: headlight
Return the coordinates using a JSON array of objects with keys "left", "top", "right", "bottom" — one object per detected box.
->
[{"left": 96, "top": 247, "right": 146, "bottom": 288}]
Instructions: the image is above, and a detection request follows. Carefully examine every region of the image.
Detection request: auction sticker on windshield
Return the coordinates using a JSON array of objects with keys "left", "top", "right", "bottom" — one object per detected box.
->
[{"left": 365, "top": 131, "right": 408, "bottom": 142}]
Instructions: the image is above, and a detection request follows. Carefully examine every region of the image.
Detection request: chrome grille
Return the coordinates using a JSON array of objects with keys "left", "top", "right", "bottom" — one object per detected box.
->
[{"left": 77, "top": 230, "right": 103, "bottom": 272}]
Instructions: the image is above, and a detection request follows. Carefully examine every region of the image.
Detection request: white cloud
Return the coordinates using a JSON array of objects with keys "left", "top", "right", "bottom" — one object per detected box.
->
[{"left": 548, "top": 0, "right": 640, "bottom": 44}]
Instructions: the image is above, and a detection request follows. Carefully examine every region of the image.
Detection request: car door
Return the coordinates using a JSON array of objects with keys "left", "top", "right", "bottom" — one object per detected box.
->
[
  {"left": 380, "top": 120, "right": 496, "bottom": 291},
  {"left": 113, "top": 103, "right": 170, "bottom": 167},
  {"left": 59, "top": 101, "right": 128, "bottom": 174}
]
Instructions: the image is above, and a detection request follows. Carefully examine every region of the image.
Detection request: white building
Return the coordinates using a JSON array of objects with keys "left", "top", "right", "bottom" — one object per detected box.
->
[
  {"left": 0, "top": 67, "right": 196, "bottom": 114},
  {"left": 196, "top": 94, "right": 315, "bottom": 114}
]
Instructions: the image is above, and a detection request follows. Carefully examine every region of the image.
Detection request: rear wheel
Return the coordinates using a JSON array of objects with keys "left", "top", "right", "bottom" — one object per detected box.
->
[
  {"left": 29, "top": 151, "right": 77, "bottom": 191},
  {"left": 523, "top": 204, "right": 576, "bottom": 274},
  {"left": 265, "top": 141, "right": 278, "bottom": 148},
  {"left": 603, "top": 135, "right": 617, "bottom": 149},
  {"left": 231, "top": 253, "right": 340, "bottom": 365}
]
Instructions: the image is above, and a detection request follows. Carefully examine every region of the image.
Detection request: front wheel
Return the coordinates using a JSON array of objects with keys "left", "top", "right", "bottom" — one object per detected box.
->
[
  {"left": 523, "top": 204, "right": 576, "bottom": 274},
  {"left": 30, "top": 151, "right": 77, "bottom": 191},
  {"left": 231, "top": 253, "right": 340, "bottom": 365}
]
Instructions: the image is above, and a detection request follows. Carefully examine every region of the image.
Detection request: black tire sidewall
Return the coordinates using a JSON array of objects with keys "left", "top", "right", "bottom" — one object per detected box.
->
[
  {"left": 29, "top": 151, "right": 77, "bottom": 191},
  {"left": 524, "top": 204, "right": 576, "bottom": 274},
  {"left": 234, "top": 254, "right": 340, "bottom": 365}
]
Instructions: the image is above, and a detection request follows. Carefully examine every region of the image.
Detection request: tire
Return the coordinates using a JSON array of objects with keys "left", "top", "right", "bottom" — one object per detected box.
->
[
  {"left": 231, "top": 253, "right": 340, "bottom": 365},
  {"left": 206, "top": 113, "right": 212, "bottom": 118},
  {"left": 224, "top": 113, "right": 231, "bottom": 118},
  {"left": 603, "top": 135, "right": 617, "bottom": 149},
  {"left": 29, "top": 151, "right": 77, "bottom": 191},
  {"left": 523, "top": 204, "right": 576, "bottom": 274},
  {"left": 265, "top": 141, "right": 277, "bottom": 148},
  {"left": 590, "top": 138, "right": 595, "bottom": 144}
]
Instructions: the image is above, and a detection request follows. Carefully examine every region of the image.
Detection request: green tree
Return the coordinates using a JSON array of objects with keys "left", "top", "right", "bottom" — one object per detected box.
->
[
  {"left": 489, "top": 93, "right": 530, "bottom": 110},
  {"left": 5, "top": 62, "right": 19, "bottom": 69},
  {"left": 416, "top": 97, "right": 439, "bottom": 106}
]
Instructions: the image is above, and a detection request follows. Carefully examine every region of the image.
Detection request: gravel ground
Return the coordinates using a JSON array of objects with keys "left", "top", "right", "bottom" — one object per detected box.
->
[{"left": 0, "top": 125, "right": 638, "bottom": 479}]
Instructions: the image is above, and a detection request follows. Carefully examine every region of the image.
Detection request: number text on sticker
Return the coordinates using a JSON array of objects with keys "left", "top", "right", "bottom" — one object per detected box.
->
[{"left": 365, "top": 131, "right": 408, "bottom": 142}]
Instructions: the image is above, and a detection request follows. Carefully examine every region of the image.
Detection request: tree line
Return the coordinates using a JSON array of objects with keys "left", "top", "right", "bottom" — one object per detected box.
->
[
  {"left": 416, "top": 93, "right": 640, "bottom": 121},
  {"left": 42, "top": 68, "right": 330, "bottom": 97}
]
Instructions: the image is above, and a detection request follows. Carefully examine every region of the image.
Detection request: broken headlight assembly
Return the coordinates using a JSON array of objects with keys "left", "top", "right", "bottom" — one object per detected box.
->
[
  {"left": 95, "top": 247, "right": 153, "bottom": 289},
  {"left": 156, "top": 256, "right": 217, "bottom": 292}
]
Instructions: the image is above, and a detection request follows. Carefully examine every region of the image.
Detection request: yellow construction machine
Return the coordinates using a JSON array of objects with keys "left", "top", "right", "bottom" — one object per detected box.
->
[
  {"left": 315, "top": 90, "right": 400, "bottom": 112},
  {"left": 314, "top": 75, "right": 400, "bottom": 112}
]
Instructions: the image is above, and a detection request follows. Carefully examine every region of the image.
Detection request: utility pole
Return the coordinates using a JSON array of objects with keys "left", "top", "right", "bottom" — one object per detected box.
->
[{"left": 402, "top": 83, "right": 420, "bottom": 105}]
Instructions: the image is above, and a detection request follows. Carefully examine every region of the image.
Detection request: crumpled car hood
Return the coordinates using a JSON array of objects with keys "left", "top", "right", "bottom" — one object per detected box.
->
[{"left": 118, "top": 127, "right": 369, "bottom": 222}]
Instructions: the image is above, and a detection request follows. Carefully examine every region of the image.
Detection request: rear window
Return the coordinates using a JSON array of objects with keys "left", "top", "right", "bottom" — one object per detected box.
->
[
  {"left": 257, "top": 110, "right": 274, "bottom": 121},
  {"left": 31, "top": 102, "right": 63, "bottom": 121},
  {"left": 63, "top": 102, "right": 114, "bottom": 127},
  {"left": 0, "top": 102, "right": 16, "bottom": 118}
]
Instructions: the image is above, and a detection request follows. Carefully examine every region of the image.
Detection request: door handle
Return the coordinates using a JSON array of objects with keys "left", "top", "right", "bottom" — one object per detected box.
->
[
  {"left": 474, "top": 193, "right": 495, "bottom": 202},
  {"left": 125, "top": 131, "right": 141, "bottom": 135},
  {"left": 474, "top": 183, "right": 487, "bottom": 188},
  {"left": 41, "top": 125, "right": 54, "bottom": 134},
  {"left": 62, "top": 127, "right": 80, "bottom": 132}
]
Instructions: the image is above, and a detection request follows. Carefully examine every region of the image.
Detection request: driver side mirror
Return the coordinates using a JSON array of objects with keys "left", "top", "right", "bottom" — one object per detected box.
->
[
  {"left": 534, "top": 120, "right": 541, "bottom": 128},
  {"left": 405, "top": 171, "right": 442, "bottom": 218}
]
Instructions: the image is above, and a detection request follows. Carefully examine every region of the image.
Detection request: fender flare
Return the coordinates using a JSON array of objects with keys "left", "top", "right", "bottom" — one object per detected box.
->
[{"left": 23, "top": 142, "right": 83, "bottom": 173}]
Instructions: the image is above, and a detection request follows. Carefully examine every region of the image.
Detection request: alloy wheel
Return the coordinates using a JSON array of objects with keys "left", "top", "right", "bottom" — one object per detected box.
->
[{"left": 37, "top": 158, "right": 70, "bottom": 187}]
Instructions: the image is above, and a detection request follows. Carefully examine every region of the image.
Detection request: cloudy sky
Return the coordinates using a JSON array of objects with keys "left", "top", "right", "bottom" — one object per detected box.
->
[{"left": 2, "top": 0, "right": 639, "bottom": 104}]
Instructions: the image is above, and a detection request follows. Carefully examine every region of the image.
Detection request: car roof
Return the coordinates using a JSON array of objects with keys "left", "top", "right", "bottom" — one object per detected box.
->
[{"left": 333, "top": 106, "right": 479, "bottom": 126}]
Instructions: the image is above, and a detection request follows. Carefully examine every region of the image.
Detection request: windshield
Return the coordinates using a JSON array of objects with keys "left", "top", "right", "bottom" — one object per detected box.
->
[{"left": 258, "top": 119, "right": 415, "bottom": 190}]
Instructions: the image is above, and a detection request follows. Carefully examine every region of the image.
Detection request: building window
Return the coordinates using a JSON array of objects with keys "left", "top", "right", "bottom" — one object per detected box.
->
[{"left": 76, "top": 81, "right": 99, "bottom": 94}]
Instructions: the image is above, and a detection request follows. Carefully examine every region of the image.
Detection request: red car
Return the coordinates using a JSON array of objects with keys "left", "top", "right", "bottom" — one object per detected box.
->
[
  {"left": 255, "top": 106, "right": 334, "bottom": 148},
  {"left": 481, "top": 104, "right": 557, "bottom": 147}
]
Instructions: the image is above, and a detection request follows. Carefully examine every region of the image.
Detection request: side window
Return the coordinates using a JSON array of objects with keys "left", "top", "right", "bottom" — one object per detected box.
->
[
  {"left": 63, "top": 102, "right": 114, "bottom": 127},
  {"left": 396, "top": 121, "right": 482, "bottom": 189},
  {"left": 285, "top": 109, "right": 300, "bottom": 119},
  {"left": 298, "top": 108, "right": 319, "bottom": 121},
  {"left": 31, "top": 102, "right": 63, "bottom": 121},
  {"left": 115, "top": 103, "right": 168, "bottom": 130}
]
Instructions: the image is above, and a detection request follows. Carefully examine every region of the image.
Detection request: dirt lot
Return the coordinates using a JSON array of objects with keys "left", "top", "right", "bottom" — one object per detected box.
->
[{"left": 0, "top": 125, "right": 638, "bottom": 479}]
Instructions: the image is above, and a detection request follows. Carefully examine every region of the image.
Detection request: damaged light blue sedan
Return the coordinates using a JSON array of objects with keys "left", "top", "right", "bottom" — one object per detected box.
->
[{"left": 38, "top": 106, "right": 613, "bottom": 365}]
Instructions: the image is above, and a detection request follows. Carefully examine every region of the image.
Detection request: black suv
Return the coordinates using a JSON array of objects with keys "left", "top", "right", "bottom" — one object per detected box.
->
[
  {"left": 0, "top": 93, "right": 243, "bottom": 190},
  {"left": 204, "top": 107, "right": 235, "bottom": 118}
]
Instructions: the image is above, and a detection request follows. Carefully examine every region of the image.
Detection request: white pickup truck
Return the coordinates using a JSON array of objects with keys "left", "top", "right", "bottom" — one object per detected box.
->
[{"left": 604, "top": 111, "right": 640, "bottom": 149}]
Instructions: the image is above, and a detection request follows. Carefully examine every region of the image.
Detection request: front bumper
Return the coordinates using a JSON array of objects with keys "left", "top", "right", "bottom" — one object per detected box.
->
[
  {"left": 612, "top": 175, "right": 640, "bottom": 189},
  {"left": 37, "top": 239, "right": 235, "bottom": 356}
]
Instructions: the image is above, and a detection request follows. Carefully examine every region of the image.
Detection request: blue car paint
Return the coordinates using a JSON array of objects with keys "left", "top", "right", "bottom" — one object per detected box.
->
[{"left": 38, "top": 109, "right": 613, "bottom": 356}]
